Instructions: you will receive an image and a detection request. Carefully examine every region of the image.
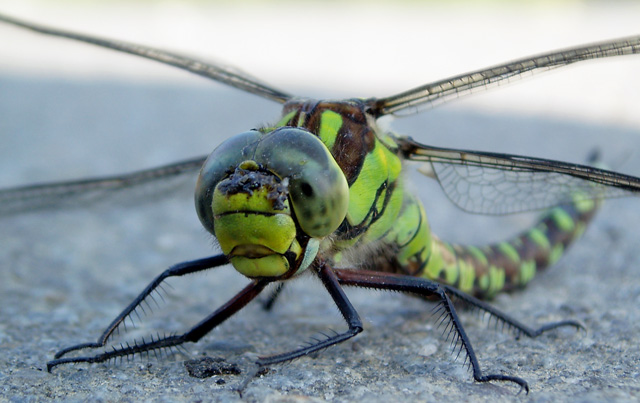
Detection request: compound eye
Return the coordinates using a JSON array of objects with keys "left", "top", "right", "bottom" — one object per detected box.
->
[
  {"left": 254, "top": 127, "right": 349, "bottom": 237},
  {"left": 195, "top": 130, "right": 262, "bottom": 235}
]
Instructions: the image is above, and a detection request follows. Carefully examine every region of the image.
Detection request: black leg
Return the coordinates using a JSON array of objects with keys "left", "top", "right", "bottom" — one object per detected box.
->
[
  {"left": 442, "top": 284, "right": 583, "bottom": 337},
  {"left": 256, "top": 262, "right": 363, "bottom": 366},
  {"left": 262, "top": 282, "right": 286, "bottom": 311},
  {"left": 333, "top": 269, "right": 541, "bottom": 394},
  {"left": 47, "top": 256, "right": 272, "bottom": 372},
  {"left": 48, "top": 278, "right": 268, "bottom": 371},
  {"left": 52, "top": 254, "right": 229, "bottom": 360}
]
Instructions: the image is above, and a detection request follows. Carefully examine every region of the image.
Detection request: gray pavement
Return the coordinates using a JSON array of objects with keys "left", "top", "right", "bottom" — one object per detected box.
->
[{"left": 1, "top": 4, "right": 640, "bottom": 402}]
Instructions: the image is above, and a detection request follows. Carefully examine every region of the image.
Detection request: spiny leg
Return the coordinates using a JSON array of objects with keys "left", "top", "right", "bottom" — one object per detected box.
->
[
  {"left": 238, "top": 262, "right": 362, "bottom": 392},
  {"left": 261, "top": 282, "right": 286, "bottom": 311},
  {"left": 257, "top": 262, "right": 363, "bottom": 366},
  {"left": 333, "top": 269, "right": 534, "bottom": 393},
  {"left": 442, "top": 285, "right": 583, "bottom": 337},
  {"left": 52, "top": 254, "right": 229, "bottom": 361},
  {"left": 48, "top": 275, "right": 269, "bottom": 372}
]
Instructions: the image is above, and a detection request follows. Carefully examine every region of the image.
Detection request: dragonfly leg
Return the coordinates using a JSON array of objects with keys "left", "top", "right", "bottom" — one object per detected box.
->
[
  {"left": 333, "top": 269, "right": 531, "bottom": 394},
  {"left": 261, "top": 282, "right": 286, "bottom": 311},
  {"left": 48, "top": 277, "right": 268, "bottom": 372},
  {"left": 47, "top": 255, "right": 257, "bottom": 369},
  {"left": 52, "top": 254, "right": 229, "bottom": 361},
  {"left": 255, "top": 262, "right": 363, "bottom": 367},
  {"left": 442, "top": 284, "right": 583, "bottom": 337}
]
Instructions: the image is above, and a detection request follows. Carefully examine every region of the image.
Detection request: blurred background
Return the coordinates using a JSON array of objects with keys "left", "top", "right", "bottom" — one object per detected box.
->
[
  {"left": 0, "top": 2, "right": 639, "bottom": 401},
  {"left": 1, "top": 0, "right": 638, "bottom": 125},
  {"left": 1, "top": 0, "right": 638, "bottom": 236}
]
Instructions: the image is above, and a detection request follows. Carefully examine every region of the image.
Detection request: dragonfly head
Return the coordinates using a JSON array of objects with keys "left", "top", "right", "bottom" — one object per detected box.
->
[{"left": 195, "top": 127, "right": 349, "bottom": 279}]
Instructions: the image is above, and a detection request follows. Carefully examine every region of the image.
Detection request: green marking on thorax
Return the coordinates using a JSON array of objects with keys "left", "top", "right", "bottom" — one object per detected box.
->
[
  {"left": 276, "top": 111, "right": 296, "bottom": 127},
  {"left": 347, "top": 141, "right": 402, "bottom": 225},
  {"left": 364, "top": 183, "right": 404, "bottom": 243},
  {"left": 390, "top": 201, "right": 420, "bottom": 246},
  {"left": 318, "top": 110, "right": 343, "bottom": 150},
  {"left": 378, "top": 132, "right": 398, "bottom": 149},
  {"left": 389, "top": 198, "right": 431, "bottom": 267},
  {"left": 297, "top": 112, "right": 306, "bottom": 127}
]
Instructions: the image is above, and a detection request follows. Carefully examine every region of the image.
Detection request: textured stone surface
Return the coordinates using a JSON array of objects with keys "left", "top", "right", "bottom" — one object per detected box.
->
[{"left": 1, "top": 3, "right": 640, "bottom": 402}]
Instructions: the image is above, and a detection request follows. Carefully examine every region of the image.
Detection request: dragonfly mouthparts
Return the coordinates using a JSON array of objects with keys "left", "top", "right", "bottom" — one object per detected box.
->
[{"left": 230, "top": 244, "right": 277, "bottom": 258}]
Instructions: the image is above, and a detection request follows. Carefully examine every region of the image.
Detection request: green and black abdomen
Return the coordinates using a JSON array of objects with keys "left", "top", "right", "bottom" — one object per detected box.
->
[{"left": 420, "top": 197, "right": 600, "bottom": 298}]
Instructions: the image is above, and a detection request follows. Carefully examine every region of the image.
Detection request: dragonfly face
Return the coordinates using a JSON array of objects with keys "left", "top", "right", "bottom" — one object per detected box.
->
[{"left": 195, "top": 125, "right": 349, "bottom": 279}]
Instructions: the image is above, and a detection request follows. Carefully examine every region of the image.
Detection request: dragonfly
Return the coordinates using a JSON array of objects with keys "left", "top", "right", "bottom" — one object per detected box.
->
[{"left": 1, "top": 13, "right": 639, "bottom": 394}]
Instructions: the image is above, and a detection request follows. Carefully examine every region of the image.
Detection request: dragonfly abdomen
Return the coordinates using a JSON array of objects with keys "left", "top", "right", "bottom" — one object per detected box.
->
[{"left": 421, "top": 198, "right": 599, "bottom": 298}]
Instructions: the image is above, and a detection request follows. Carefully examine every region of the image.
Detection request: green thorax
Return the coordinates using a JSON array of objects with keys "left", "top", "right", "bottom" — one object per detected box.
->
[{"left": 276, "top": 99, "right": 407, "bottom": 257}]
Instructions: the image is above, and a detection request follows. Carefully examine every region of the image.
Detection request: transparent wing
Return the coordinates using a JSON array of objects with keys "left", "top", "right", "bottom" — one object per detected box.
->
[
  {"left": 367, "top": 36, "right": 640, "bottom": 117},
  {"left": 4, "top": 12, "right": 638, "bottom": 113},
  {"left": 0, "top": 157, "right": 206, "bottom": 217},
  {"left": 397, "top": 137, "right": 639, "bottom": 215},
  {"left": 0, "top": 13, "right": 293, "bottom": 104}
]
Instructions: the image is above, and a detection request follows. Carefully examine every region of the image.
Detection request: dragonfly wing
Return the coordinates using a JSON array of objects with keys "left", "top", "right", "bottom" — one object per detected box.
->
[
  {"left": 0, "top": 13, "right": 293, "bottom": 104},
  {"left": 397, "top": 137, "right": 639, "bottom": 215},
  {"left": 366, "top": 36, "right": 640, "bottom": 117},
  {"left": 0, "top": 156, "right": 207, "bottom": 217}
]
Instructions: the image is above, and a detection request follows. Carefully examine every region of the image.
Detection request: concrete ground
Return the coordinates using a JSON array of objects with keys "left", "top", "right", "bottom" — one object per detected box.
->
[{"left": 1, "top": 2, "right": 639, "bottom": 402}]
